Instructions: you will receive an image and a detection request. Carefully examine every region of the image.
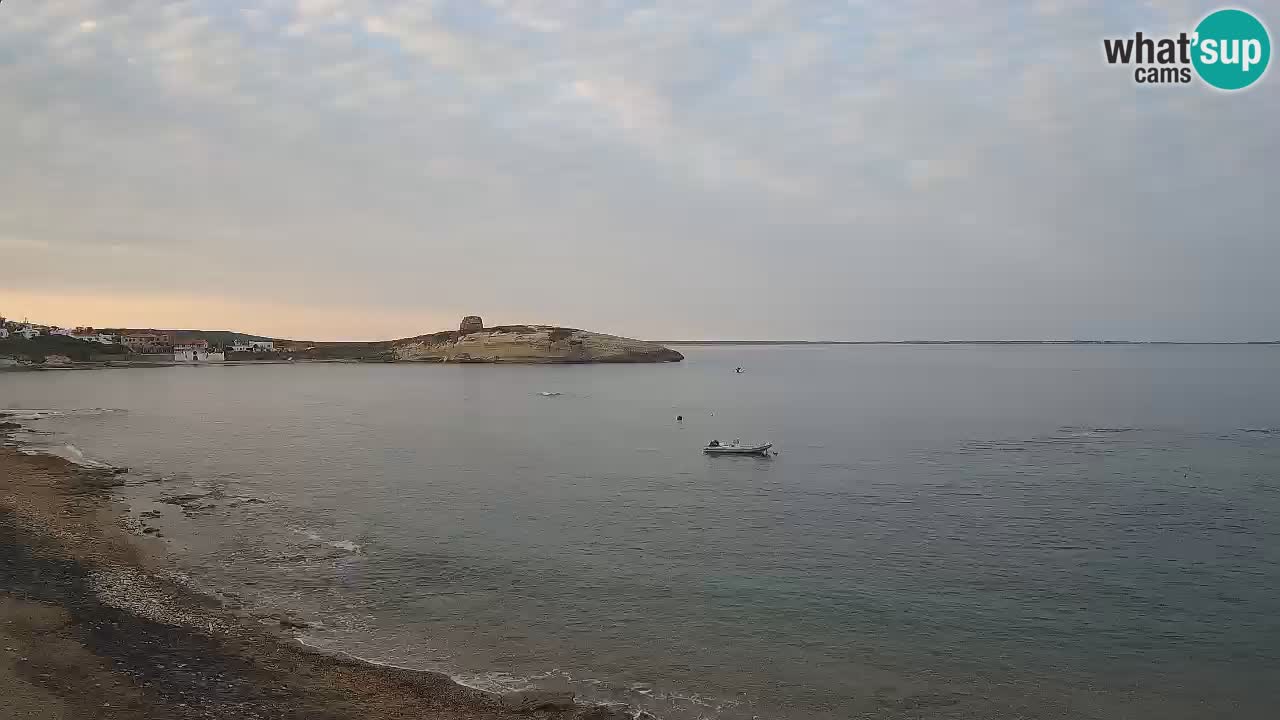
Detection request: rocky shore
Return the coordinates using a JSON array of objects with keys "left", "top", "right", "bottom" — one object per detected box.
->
[{"left": 0, "top": 427, "right": 644, "bottom": 719}]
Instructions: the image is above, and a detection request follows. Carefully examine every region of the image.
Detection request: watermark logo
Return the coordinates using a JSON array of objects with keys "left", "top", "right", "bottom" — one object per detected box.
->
[{"left": 1103, "top": 8, "right": 1270, "bottom": 90}]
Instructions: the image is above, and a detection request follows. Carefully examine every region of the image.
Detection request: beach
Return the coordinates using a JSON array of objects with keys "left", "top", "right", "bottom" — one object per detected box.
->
[{"left": 0, "top": 445, "right": 632, "bottom": 720}]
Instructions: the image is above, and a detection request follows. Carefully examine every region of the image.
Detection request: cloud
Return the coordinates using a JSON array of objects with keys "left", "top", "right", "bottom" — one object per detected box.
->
[
  {"left": 0, "top": 0, "right": 1277, "bottom": 340},
  {"left": 571, "top": 76, "right": 672, "bottom": 134}
]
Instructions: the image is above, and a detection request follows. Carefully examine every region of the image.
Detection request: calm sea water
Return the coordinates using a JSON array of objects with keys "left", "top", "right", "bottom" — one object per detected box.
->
[{"left": 4, "top": 346, "right": 1280, "bottom": 719}]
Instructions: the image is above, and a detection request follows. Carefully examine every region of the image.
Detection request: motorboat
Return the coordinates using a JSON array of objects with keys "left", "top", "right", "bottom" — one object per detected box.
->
[{"left": 703, "top": 439, "right": 773, "bottom": 456}]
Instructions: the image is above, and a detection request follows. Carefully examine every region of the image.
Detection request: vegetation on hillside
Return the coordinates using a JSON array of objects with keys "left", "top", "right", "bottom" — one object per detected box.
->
[
  {"left": 102, "top": 329, "right": 273, "bottom": 345},
  {"left": 0, "top": 336, "right": 124, "bottom": 363}
]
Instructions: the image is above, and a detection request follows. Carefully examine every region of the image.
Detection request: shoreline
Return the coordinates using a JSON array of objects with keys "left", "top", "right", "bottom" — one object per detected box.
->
[
  {"left": 0, "top": 359, "right": 349, "bottom": 372},
  {"left": 0, "top": 423, "right": 641, "bottom": 719},
  {"left": 0, "top": 354, "right": 666, "bottom": 372}
]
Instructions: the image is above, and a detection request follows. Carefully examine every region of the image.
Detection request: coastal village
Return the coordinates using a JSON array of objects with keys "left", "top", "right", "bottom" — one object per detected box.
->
[
  {"left": 0, "top": 313, "right": 683, "bottom": 367},
  {"left": 0, "top": 313, "right": 274, "bottom": 367}
]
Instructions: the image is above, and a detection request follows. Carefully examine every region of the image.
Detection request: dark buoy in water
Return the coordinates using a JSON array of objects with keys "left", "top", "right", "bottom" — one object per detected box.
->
[
  {"left": 676, "top": 415, "right": 683, "bottom": 422},
  {"left": 735, "top": 367, "right": 744, "bottom": 373}
]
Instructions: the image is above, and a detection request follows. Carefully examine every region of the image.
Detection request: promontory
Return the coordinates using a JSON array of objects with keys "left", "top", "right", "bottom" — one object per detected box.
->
[{"left": 277, "top": 316, "right": 684, "bottom": 364}]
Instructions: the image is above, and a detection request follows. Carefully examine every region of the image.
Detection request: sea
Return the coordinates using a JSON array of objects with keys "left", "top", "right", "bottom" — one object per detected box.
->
[{"left": 3, "top": 345, "right": 1279, "bottom": 719}]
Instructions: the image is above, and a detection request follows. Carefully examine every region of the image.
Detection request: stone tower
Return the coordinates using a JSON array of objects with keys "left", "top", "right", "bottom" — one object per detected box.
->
[{"left": 459, "top": 315, "right": 484, "bottom": 334}]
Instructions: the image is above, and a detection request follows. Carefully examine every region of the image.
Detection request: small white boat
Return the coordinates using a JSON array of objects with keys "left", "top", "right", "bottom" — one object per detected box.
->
[{"left": 703, "top": 439, "right": 773, "bottom": 456}]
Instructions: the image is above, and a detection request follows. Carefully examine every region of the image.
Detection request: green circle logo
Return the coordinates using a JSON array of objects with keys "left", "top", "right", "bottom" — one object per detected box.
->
[{"left": 1192, "top": 9, "right": 1271, "bottom": 90}]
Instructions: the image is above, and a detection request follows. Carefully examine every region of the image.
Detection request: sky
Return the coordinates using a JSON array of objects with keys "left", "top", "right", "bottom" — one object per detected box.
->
[{"left": 1, "top": 0, "right": 1277, "bottom": 341}]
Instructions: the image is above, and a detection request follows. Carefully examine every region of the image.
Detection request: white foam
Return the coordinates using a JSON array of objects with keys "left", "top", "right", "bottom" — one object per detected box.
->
[
  {"left": 291, "top": 637, "right": 676, "bottom": 719},
  {"left": 2, "top": 407, "right": 124, "bottom": 421},
  {"left": 17, "top": 442, "right": 119, "bottom": 470},
  {"left": 292, "top": 527, "right": 364, "bottom": 554},
  {"left": 290, "top": 638, "right": 549, "bottom": 698},
  {"left": 295, "top": 635, "right": 442, "bottom": 675},
  {"left": 450, "top": 669, "right": 539, "bottom": 693}
]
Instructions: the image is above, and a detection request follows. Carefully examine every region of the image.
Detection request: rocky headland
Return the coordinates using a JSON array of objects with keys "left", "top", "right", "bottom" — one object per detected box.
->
[{"left": 284, "top": 316, "right": 684, "bottom": 364}]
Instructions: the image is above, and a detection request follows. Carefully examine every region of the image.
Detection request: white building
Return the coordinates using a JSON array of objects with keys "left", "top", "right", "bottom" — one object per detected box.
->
[
  {"left": 229, "top": 340, "right": 274, "bottom": 352},
  {"left": 0, "top": 327, "right": 9, "bottom": 339},
  {"left": 71, "top": 332, "right": 118, "bottom": 345},
  {"left": 16, "top": 325, "right": 39, "bottom": 340},
  {"left": 50, "top": 327, "right": 73, "bottom": 336}
]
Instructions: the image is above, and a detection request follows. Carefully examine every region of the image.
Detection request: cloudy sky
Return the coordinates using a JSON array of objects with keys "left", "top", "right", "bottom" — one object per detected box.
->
[{"left": 1, "top": 1, "right": 1276, "bottom": 341}]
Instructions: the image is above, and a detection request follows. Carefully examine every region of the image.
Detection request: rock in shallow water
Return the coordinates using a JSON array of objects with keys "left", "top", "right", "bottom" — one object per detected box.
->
[{"left": 499, "top": 689, "right": 576, "bottom": 712}]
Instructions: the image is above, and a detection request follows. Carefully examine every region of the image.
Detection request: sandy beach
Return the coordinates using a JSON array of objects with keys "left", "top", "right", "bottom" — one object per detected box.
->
[{"left": 0, "top": 441, "right": 635, "bottom": 720}]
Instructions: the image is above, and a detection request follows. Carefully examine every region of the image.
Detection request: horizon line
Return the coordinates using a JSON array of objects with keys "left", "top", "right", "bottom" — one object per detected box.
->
[
  {"left": 656, "top": 339, "right": 1280, "bottom": 345},
  {"left": 7, "top": 320, "right": 1280, "bottom": 346}
]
